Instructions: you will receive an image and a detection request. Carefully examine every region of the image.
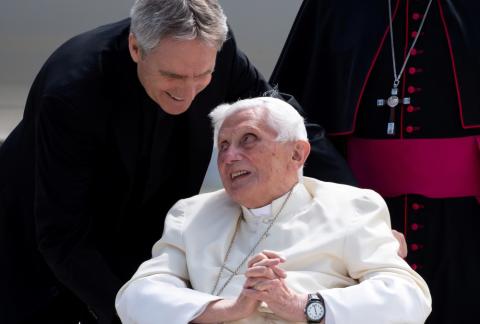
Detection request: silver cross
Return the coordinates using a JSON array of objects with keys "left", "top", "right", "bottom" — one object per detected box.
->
[
  {"left": 377, "top": 88, "right": 411, "bottom": 135},
  {"left": 377, "top": 87, "right": 411, "bottom": 108}
]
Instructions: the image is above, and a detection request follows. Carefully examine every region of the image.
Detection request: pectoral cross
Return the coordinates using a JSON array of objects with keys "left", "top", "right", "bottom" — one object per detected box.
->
[{"left": 377, "top": 87, "right": 410, "bottom": 135}]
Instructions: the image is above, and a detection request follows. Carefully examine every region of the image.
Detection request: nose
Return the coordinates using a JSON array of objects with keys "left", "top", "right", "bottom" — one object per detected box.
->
[
  {"left": 220, "top": 145, "right": 242, "bottom": 165},
  {"left": 182, "top": 77, "right": 207, "bottom": 103},
  {"left": 173, "top": 79, "right": 196, "bottom": 103},
  {"left": 187, "top": 79, "right": 198, "bottom": 101}
]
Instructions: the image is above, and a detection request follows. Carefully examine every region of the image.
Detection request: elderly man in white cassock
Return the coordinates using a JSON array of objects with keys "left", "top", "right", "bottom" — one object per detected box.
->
[{"left": 115, "top": 97, "right": 432, "bottom": 323}]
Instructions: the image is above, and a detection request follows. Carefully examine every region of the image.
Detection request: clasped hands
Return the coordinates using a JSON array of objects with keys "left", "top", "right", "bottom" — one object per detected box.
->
[
  {"left": 193, "top": 250, "right": 307, "bottom": 323},
  {"left": 240, "top": 250, "right": 307, "bottom": 322}
]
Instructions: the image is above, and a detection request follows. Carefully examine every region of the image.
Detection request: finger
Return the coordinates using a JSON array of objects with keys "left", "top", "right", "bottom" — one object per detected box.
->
[
  {"left": 250, "top": 278, "right": 286, "bottom": 294},
  {"left": 242, "top": 287, "right": 268, "bottom": 301},
  {"left": 247, "top": 252, "right": 268, "bottom": 268},
  {"left": 243, "top": 277, "right": 256, "bottom": 289},
  {"left": 244, "top": 278, "right": 268, "bottom": 291},
  {"left": 243, "top": 277, "right": 264, "bottom": 289},
  {"left": 392, "top": 229, "right": 408, "bottom": 258},
  {"left": 251, "top": 258, "right": 287, "bottom": 278},
  {"left": 246, "top": 261, "right": 287, "bottom": 279},
  {"left": 261, "top": 250, "right": 286, "bottom": 262},
  {"left": 253, "top": 279, "right": 270, "bottom": 291},
  {"left": 247, "top": 251, "right": 286, "bottom": 268},
  {"left": 245, "top": 265, "right": 277, "bottom": 279},
  {"left": 251, "top": 258, "right": 282, "bottom": 268},
  {"left": 271, "top": 265, "right": 287, "bottom": 278},
  {"left": 244, "top": 277, "right": 281, "bottom": 292}
]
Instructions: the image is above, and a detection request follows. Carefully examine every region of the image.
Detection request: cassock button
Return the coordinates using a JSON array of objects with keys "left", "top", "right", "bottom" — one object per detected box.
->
[
  {"left": 411, "top": 31, "right": 424, "bottom": 38},
  {"left": 407, "top": 105, "right": 415, "bottom": 113},
  {"left": 411, "top": 48, "right": 418, "bottom": 56},
  {"left": 406, "top": 125, "right": 414, "bottom": 133},
  {"left": 411, "top": 263, "right": 418, "bottom": 270},
  {"left": 412, "top": 12, "right": 421, "bottom": 20},
  {"left": 407, "top": 86, "right": 416, "bottom": 94},
  {"left": 410, "top": 243, "right": 420, "bottom": 251},
  {"left": 412, "top": 203, "right": 421, "bottom": 210},
  {"left": 411, "top": 223, "right": 421, "bottom": 231},
  {"left": 408, "top": 67, "right": 417, "bottom": 75}
]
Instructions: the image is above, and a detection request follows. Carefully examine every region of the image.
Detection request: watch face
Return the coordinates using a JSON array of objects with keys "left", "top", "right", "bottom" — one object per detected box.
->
[{"left": 307, "top": 302, "right": 325, "bottom": 321}]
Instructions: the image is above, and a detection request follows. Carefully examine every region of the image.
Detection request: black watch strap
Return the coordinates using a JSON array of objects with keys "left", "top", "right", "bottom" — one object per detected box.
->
[{"left": 315, "top": 292, "right": 325, "bottom": 304}]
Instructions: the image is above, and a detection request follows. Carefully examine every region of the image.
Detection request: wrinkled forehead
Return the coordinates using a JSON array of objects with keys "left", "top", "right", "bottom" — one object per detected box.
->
[{"left": 218, "top": 107, "right": 276, "bottom": 138}]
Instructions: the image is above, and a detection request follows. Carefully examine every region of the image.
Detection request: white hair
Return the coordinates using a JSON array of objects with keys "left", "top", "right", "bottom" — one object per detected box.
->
[{"left": 209, "top": 96, "right": 308, "bottom": 148}]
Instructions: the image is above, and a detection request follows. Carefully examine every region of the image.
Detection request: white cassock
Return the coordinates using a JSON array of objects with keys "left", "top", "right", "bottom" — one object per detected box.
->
[{"left": 116, "top": 177, "right": 431, "bottom": 323}]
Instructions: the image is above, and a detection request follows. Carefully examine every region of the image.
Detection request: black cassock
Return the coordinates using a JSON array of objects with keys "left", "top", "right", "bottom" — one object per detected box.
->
[{"left": 271, "top": 1, "right": 480, "bottom": 323}]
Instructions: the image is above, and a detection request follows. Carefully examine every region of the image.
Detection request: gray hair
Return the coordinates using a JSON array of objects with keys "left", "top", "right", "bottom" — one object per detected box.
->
[
  {"left": 130, "top": 0, "right": 228, "bottom": 54},
  {"left": 209, "top": 96, "right": 308, "bottom": 148}
]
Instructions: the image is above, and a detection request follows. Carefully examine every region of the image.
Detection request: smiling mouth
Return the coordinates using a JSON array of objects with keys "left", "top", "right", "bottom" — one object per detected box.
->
[
  {"left": 166, "top": 91, "right": 184, "bottom": 101},
  {"left": 231, "top": 170, "right": 250, "bottom": 180}
]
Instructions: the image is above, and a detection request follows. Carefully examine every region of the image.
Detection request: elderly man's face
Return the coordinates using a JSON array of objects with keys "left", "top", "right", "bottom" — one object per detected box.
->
[
  {"left": 217, "top": 108, "right": 302, "bottom": 208},
  {"left": 129, "top": 35, "right": 217, "bottom": 115}
]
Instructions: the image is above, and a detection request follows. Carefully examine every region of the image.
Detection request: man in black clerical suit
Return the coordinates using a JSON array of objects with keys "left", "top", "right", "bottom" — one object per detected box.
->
[
  {"left": 271, "top": 1, "right": 480, "bottom": 323},
  {"left": 0, "top": 0, "right": 354, "bottom": 323}
]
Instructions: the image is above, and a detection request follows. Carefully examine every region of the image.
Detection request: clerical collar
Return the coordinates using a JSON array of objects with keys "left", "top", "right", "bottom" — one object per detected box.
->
[
  {"left": 241, "top": 182, "right": 306, "bottom": 223},
  {"left": 249, "top": 204, "right": 272, "bottom": 217}
]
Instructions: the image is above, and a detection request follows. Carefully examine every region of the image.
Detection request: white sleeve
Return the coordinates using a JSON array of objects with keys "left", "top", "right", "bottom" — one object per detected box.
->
[
  {"left": 115, "top": 200, "right": 222, "bottom": 324},
  {"left": 116, "top": 274, "right": 221, "bottom": 324},
  {"left": 322, "top": 190, "right": 432, "bottom": 324}
]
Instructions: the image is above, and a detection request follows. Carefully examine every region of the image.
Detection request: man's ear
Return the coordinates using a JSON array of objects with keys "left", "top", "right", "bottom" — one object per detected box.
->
[
  {"left": 128, "top": 33, "right": 141, "bottom": 63},
  {"left": 292, "top": 140, "right": 311, "bottom": 166}
]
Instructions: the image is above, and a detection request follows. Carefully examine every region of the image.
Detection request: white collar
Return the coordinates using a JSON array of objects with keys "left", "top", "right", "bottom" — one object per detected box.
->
[
  {"left": 249, "top": 204, "right": 272, "bottom": 217},
  {"left": 240, "top": 182, "right": 312, "bottom": 225}
]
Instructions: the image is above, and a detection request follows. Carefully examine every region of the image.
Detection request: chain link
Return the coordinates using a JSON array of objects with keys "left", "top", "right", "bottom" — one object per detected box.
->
[{"left": 388, "top": 0, "right": 433, "bottom": 87}]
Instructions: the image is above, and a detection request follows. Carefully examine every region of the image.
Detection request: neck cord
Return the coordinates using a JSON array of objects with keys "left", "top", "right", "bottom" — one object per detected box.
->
[
  {"left": 388, "top": 0, "right": 433, "bottom": 88},
  {"left": 211, "top": 189, "right": 294, "bottom": 296}
]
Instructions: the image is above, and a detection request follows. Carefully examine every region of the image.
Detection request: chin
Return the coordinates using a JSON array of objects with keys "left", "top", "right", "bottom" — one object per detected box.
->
[
  {"left": 157, "top": 102, "right": 190, "bottom": 115},
  {"left": 164, "top": 106, "right": 189, "bottom": 115},
  {"left": 228, "top": 190, "right": 257, "bottom": 207},
  {"left": 153, "top": 95, "right": 190, "bottom": 115},
  {"left": 225, "top": 187, "right": 244, "bottom": 203}
]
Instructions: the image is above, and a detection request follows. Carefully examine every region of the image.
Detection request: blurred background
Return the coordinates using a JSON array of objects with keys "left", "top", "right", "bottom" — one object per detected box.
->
[{"left": 0, "top": 0, "right": 301, "bottom": 191}]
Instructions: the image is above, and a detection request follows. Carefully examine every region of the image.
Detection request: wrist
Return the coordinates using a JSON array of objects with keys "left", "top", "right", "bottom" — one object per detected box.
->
[
  {"left": 280, "top": 293, "right": 309, "bottom": 322},
  {"left": 223, "top": 294, "right": 258, "bottom": 320},
  {"left": 194, "top": 299, "right": 245, "bottom": 323},
  {"left": 229, "top": 297, "right": 251, "bottom": 319},
  {"left": 296, "top": 293, "right": 310, "bottom": 321}
]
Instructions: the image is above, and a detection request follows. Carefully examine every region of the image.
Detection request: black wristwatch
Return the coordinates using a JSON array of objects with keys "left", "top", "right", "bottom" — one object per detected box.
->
[{"left": 304, "top": 293, "right": 325, "bottom": 323}]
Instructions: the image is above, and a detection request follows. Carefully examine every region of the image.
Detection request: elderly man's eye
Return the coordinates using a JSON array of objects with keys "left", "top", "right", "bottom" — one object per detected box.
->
[
  {"left": 219, "top": 141, "right": 229, "bottom": 152},
  {"left": 242, "top": 134, "right": 257, "bottom": 145}
]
